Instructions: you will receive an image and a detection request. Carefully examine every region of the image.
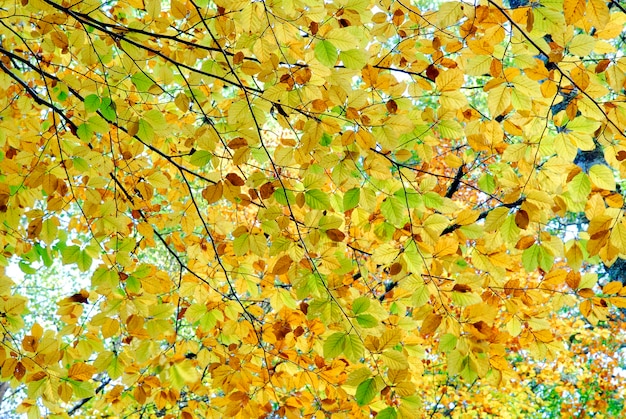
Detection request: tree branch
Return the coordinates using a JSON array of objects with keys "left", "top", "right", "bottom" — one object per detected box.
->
[{"left": 441, "top": 197, "right": 525, "bottom": 235}]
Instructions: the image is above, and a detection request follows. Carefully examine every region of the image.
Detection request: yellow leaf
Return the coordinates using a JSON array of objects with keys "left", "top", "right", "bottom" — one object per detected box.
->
[
  {"left": 602, "top": 281, "right": 623, "bottom": 295},
  {"left": 68, "top": 363, "right": 97, "bottom": 381},
  {"left": 435, "top": 68, "right": 464, "bottom": 92},
  {"left": 609, "top": 222, "right": 626, "bottom": 253},
  {"left": 609, "top": 296, "right": 626, "bottom": 308},
  {"left": 563, "top": 0, "right": 586, "bottom": 25},
  {"left": 588, "top": 164, "right": 615, "bottom": 190},
  {"left": 587, "top": 0, "right": 610, "bottom": 30},
  {"left": 487, "top": 84, "right": 511, "bottom": 117},
  {"left": 569, "top": 34, "right": 596, "bottom": 57},
  {"left": 382, "top": 350, "right": 409, "bottom": 370},
  {"left": 483, "top": 207, "right": 509, "bottom": 232},
  {"left": 372, "top": 243, "right": 399, "bottom": 265},
  {"left": 379, "top": 328, "right": 403, "bottom": 351}
]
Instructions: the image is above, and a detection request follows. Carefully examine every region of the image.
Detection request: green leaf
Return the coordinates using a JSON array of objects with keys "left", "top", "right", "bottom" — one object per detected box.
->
[
  {"left": 69, "top": 380, "right": 95, "bottom": 399},
  {"left": 76, "top": 124, "right": 92, "bottom": 142},
  {"left": 314, "top": 40, "right": 339, "bottom": 67},
  {"left": 76, "top": 250, "right": 92, "bottom": 272},
  {"left": 439, "top": 333, "right": 458, "bottom": 352},
  {"left": 27, "top": 378, "right": 47, "bottom": 399},
  {"left": 19, "top": 261, "right": 37, "bottom": 274},
  {"left": 478, "top": 173, "right": 496, "bottom": 194},
  {"left": 522, "top": 244, "right": 540, "bottom": 272},
  {"left": 126, "top": 275, "right": 141, "bottom": 293},
  {"left": 131, "top": 72, "right": 155, "bottom": 91},
  {"left": 274, "top": 188, "right": 295, "bottom": 206},
  {"left": 305, "top": 189, "right": 330, "bottom": 210},
  {"left": 352, "top": 296, "right": 370, "bottom": 315},
  {"left": 356, "top": 313, "right": 378, "bottom": 328},
  {"left": 99, "top": 97, "right": 116, "bottom": 121},
  {"left": 569, "top": 172, "right": 591, "bottom": 202},
  {"left": 343, "top": 334, "right": 365, "bottom": 362},
  {"left": 87, "top": 115, "right": 109, "bottom": 133},
  {"left": 380, "top": 196, "right": 407, "bottom": 227},
  {"left": 340, "top": 49, "right": 368, "bottom": 69},
  {"left": 412, "top": 283, "right": 430, "bottom": 307},
  {"left": 73, "top": 156, "right": 89, "bottom": 172},
  {"left": 451, "top": 291, "right": 482, "bottom": 306},
  {"left": 343, "top": 188, "right": 360, "bottom": 211},
  {"left": 84, "top": 94, "right": 101, "bottom": 113},
  {"left": 423, "top": 192, "right": 443, "bottom": 210},
  {"left": 189, "top": 150, "right": 212, "bottom": 167},
  {"left": 538, "top": 246, "right": 554, "bottom": 272},
  {"left": 377, "top": 407, "right": 398, "bottom": 419},
  {"left": 233, "top": 233, "right": 250, "bottom": 256},
  {"left": 500, "top": 215, "right": 521, "bottom": 244},
  {"left": 107, "top": 356, "right": 124, "bottom": 379},
  {"left": 323, "top": 332, "right": 346, "bottom": 359},
  {"left": 355, "top": 378, "right": 379, "bottom": 406},
  {"left": 137, "top": 119, "right": 154, "bottom": 143},
  {"left": 568, "top": 34, "right": 596, "bottom": 56},
  {"left": 34, "top": 243, "right": 53, "bottom": 267},
  {"left": 62, "top": 245, "right": 81, "bottom": 265},
  {"left": 172, "top": 361, "right": 199, "bottom": 389}
]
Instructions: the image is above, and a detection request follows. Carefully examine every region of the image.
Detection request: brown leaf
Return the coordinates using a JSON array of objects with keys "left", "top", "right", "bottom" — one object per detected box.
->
[
  {"left": 389, "top": 262, "right": 402, "bottom": 276},
  {"left": 225, "top": 173, "right": 245, "bottom": 186},
  {"left": 67, "top": 290, "right": 89, "bottom": 304},
  {"left": 27, "top": 218, "right": 42, "bottom": 239},
  {"left": 227, "top": 137, "right": 248, "bottom": 149},
  {"left": 326, "top": 229, "right": 345, "bottom": 242},
  {"left": 515, "top": 209, "right": 529, "bottom": 229},
  {"left": 233, "top": 51, "right": 244, "bottom": 65},
  {"left": 452, "top": 284, "right": 471, "bottom": 293},
  {"left": 272, "top": 255, "right": 293, "bottom": 275},
  {"left": 14, "top": 361, "right": 26, "bottom": 381},
  {"left": 595, "top": 59, "right": 610, "bottom": 73},
  {"left": 426, "top": 64, "right": 439, "bottom": 81},
  {"left": 259, "top": 182, "right": 275, "bottom": 199}
]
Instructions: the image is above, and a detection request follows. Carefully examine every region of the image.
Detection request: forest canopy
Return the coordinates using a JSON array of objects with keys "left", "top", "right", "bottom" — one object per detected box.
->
[{"left": 1, "top": 0, "right": 626, "bottom": 417}]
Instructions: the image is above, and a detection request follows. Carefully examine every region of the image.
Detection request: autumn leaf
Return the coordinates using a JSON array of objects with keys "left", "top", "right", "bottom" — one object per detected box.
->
[{"left": 1, "top": 0, "right": 626, "bottom": 416}]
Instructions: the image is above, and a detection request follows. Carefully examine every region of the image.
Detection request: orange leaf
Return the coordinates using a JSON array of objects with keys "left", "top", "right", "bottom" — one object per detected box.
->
[
  {"left": 566, "top": 271, "right": 581, "bottom": 289},
  {"left": 421, "top": 313, "right": 442, "bottom": 335},
  {"left": 202, "top": 182, "right": 223, "bottom": 204},
  {"left": 271, "top": 255, "right": 293, "bottom": 275}
]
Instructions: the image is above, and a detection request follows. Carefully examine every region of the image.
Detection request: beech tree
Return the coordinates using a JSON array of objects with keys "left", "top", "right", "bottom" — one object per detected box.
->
[{"left": 1, "top": 0, "right": 626, "bottom": 417}]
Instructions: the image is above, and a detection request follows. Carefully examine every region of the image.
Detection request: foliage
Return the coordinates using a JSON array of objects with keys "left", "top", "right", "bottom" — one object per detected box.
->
[{"left": 1, "top": 0, "right": 626, "bottom": 417}]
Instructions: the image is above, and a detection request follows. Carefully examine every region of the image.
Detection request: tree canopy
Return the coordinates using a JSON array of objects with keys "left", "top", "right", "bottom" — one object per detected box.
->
[{"left": 1, "top": 0, "right": 626, "bottom": 417}]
